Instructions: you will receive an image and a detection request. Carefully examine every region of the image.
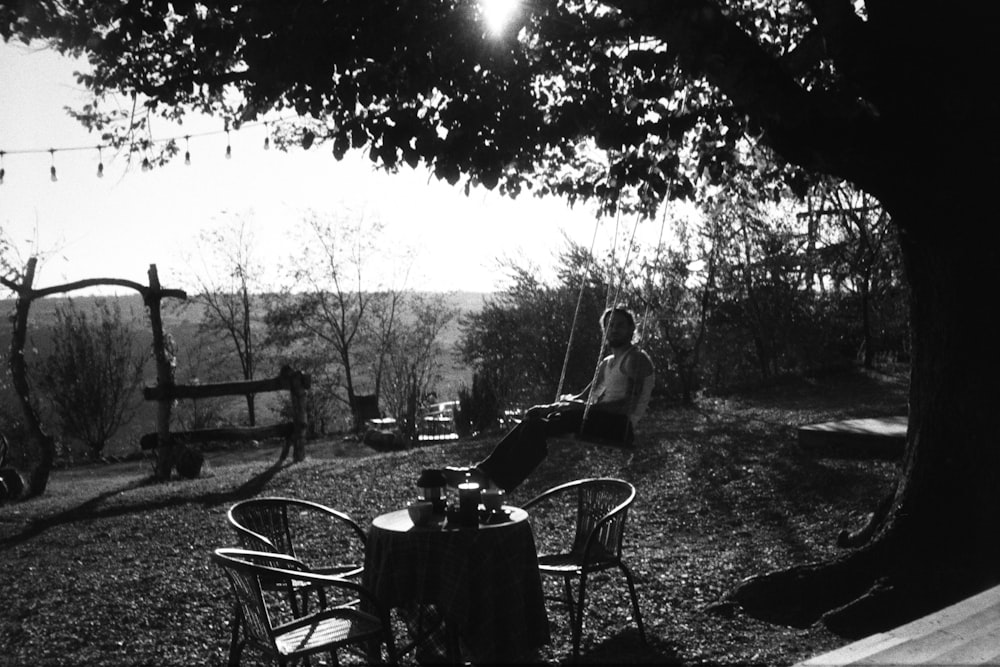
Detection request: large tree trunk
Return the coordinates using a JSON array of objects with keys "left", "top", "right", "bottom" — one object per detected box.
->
[{"left": 725, "top": 186, "right": 1000, "bottom": 637}]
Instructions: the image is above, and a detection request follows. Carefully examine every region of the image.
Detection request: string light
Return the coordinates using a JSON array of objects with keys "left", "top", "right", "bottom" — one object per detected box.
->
[{"left": 0, "top": 116, "right": 295, "bottom": 183}]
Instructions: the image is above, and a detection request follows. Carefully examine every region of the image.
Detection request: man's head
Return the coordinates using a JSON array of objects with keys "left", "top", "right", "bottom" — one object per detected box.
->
[{"left": 600, "top": 306, "right": 636, "bottom": 347}]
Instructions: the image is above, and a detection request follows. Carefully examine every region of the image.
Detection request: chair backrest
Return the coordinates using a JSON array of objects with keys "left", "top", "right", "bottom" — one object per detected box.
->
[
  {"left": 212, "top": 547, "right": 394, "bottom": 661},
  {"left": 570, "top": 478, "right": 635, "bottom": 561},
  {"left": 228, "top": 497, "right": 366, "bottom": 567},
  {"left": 212, "top": 548, "right": 302, "bottom": 652},
  {"left": 525, "top": 478, "right": 636, "bottom": 563}
]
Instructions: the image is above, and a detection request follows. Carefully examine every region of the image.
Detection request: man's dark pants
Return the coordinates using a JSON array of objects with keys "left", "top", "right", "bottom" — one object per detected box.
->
[{"left": 476, "top": 404, "right": 633, "bottom": 491}]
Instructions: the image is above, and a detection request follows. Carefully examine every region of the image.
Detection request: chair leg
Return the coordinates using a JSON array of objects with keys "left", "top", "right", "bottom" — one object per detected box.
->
[
  {"left": 228, "top": 604, "right": 245, "bottom": 667},
  {"left": 562, "top": 575, "right": 577, "bottom": 633},
  {"left": 383, "top": 618, "right": 400, "bottom": 665},
  {"left": 572, "top": 572, "right": 589, "bottom": 660},
  {"left": 619, "top": 563, "right": 647, "bottom": 645}
]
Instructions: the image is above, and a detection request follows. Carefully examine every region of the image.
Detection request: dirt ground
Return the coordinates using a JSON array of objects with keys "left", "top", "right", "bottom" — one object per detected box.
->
[{"left": 0, "top": 368, "right": 908, "bottom": 665}]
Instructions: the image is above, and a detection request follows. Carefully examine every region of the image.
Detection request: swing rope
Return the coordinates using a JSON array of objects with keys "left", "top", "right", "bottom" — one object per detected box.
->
[
  {"left": 554, "top": 213, "right": 604, "bottom": 401},
  {"left": 558, "top": 179, "right": 672, "bottom": 442},
  {"left": 581, "top": 202, "right": 643, "bottom": 426},
  {"left": 637, "top": 183, "right": 672, "bottom": 346}
]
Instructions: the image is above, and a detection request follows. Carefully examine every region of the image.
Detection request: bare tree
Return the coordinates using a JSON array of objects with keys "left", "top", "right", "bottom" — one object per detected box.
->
[
  {"left": 380, "top": 294, "right": 459, "bottom": 443},
  {"left": 266, "top": 212, "right": 412, "bottom": 432},
  {"left": 188, "top": 218, "right": 264, "bottom": 424}
]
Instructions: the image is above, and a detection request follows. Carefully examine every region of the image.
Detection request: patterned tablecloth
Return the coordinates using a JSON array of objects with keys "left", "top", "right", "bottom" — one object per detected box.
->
[{"left": 363, "top": 506, "right": 550, "bottom": 664}]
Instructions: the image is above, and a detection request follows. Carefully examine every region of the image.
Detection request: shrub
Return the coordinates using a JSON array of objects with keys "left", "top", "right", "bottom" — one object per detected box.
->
[{"left": 176, "top": 447, "right": 204, "bottom": 479}]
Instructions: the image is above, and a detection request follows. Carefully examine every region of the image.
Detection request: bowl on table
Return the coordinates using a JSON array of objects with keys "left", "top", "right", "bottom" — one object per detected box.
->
[{"left": 407, "top": 500, "right": 435, "bottom": 527}]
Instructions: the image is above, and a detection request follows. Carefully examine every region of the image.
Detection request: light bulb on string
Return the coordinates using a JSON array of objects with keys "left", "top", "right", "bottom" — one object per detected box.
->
[
  {"left": 140, "top": 138, "right": 152, "bottom": 171},
  {"left": 225, "top": 120, "right": 232, "bottom": 159},
  {"left": 0, "top": 151, "right": 5, "bottom": 185},
  {"left": 263, "top": 122, "right": 270, "bottom": 150},
  {"left": 49, "top": 149, "right": 57, "bottom": 182},
  {"left": 184, "top": 135, "right": 191, "bottom": 165},
  {"left": 96, "top": 146, "right": 104, "bottom": 178}
]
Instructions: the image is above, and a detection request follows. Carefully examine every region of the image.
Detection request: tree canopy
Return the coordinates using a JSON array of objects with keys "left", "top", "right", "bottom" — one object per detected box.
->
[{"left": 8, "top": 1, "right": 985, "bottom": 213}]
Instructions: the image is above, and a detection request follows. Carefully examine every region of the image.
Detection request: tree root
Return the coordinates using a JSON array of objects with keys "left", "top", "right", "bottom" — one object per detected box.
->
[
  {"left": 821, "top": 577, "right": 918, "bottom": 638},
  {"left": 821, "top": 570, "right": 996, "bottom": 638},
  {"left": 721, "top": 547, "right": 882, "bottom": 629},
  {"left": 722, "top": 538, "right": 1000, "bottom": 639},
  {"left": 837, "top": 481, "right": 897, "bottom": 548}
]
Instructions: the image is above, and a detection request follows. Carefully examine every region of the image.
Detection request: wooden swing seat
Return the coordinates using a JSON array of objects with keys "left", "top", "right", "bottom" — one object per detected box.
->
[{"left": 574, "top": 412, "right": 635, "bottom": 449}]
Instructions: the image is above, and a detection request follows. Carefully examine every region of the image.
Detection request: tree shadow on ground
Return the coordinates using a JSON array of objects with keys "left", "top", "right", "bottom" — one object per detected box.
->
[
  {"left": 571, "top": 629, "right": 685, "bottom": 664},
  {"left": 0, "top": 458, "right": 287, "bottom": 550}
]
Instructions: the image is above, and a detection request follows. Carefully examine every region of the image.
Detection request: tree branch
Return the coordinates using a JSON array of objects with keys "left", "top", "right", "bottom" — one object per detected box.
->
[
  {"left": 601, "top": 0, "right": 883, "bottom": 186},
  {"left": 801, "top": 0, "right": 879, "bottom": 99}
]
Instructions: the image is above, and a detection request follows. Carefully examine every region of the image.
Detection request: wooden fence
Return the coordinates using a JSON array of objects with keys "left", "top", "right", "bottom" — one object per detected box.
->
[{"left": 140, "top": 365, "right": 311, "bottom": 461}]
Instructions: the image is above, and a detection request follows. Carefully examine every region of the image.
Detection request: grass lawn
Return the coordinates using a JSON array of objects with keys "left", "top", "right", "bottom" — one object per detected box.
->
[{"left": 0, "top": 369, "right": 907, "bottom": 665}]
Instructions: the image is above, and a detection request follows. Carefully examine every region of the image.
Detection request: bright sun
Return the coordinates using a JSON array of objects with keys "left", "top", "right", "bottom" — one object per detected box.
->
[{"left": 480, "top": 0, "right": 520, "bottom": 36}]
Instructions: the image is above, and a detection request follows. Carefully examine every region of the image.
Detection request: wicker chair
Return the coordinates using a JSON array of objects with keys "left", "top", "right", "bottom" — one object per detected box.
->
[
  {"left": 211, "top": 548, "right": 398, "bottom": 666},
  {"left": 523, "top": 477, "right": 646, "bottom": 659},
  {"left": 228, "top": 497, "right": 367, "bottom": 615}
]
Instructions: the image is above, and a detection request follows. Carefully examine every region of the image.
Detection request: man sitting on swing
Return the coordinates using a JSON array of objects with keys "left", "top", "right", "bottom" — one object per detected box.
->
[{"left": 443, "top": 305, "right": 655, "bottom": 492}]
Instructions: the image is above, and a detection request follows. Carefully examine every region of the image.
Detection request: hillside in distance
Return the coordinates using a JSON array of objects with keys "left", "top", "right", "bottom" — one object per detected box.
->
[{"left": 0, "top": 290, "right": 488, "bottom": 374}]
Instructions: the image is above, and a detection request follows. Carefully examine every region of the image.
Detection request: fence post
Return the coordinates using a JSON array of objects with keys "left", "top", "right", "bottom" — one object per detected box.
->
[
  {"left": 288, "top": 367, "right": 308, "bottom": 462},
  {"left": 147, "top": 264, "right": 177, "bottom": 480}
]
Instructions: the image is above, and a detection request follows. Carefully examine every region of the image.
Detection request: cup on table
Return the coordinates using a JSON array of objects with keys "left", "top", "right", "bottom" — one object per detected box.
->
[
  {"left": 407, "top": 500, "right": 435, "bottom": 527},
  {"left": 482, "top": 488, "right": 504, "bottom": 512},
  {"left": 457, "top": 481, "right": 481, "bottom": 525}
]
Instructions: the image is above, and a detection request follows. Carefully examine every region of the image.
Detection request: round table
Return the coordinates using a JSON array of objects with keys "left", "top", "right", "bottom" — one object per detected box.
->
[{"left": 363, "top": 506, "right": 550, "bottom": 663}]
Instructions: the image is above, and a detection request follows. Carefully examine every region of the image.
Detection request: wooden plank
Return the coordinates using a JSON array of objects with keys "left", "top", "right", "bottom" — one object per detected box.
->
[
  {"left": 796, "top": 584, "right": 1000, "bottom": 666},
  {"left": 858, "top": 605, "right": 1000, "bottom": 664},
  {"left": 140, "top": 423, "right": 294, "bottom": 449},
  {"left": 887, "top": 585, "right": 1000, "bottom": 639},
  {"left": 933, "top": 627, "right": 1000, "bottom": 664},
  {"left": 798, "top": 416, "right": 907, "bottom": 460},
  {"left": 143, "top": 372, "right": 311, "bottom": 401},
  {"left": 796, "top": 633, "right": 908, "bottom": 665}
]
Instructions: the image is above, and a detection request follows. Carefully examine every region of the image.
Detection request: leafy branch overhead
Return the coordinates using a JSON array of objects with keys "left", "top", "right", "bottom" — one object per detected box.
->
[{"left": 8, "top": 2, "right": 985, "bottom": 216}]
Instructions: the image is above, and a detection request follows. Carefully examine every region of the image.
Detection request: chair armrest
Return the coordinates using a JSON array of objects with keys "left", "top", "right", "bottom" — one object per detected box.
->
[
  {"left": 522, "top": 478, "right": 592, "bottom": 510},
  {"left": 249, "top": 562, "right": 392, "bottom": 622},
  {"left": 219, "top": 548, "right": 310, "bottom": 570},
  {"left": 296, "top": 499, "right": 368, "bottom": 546},
  {"left": 230, "top": 524, "right": 280, "bottom": 552}
]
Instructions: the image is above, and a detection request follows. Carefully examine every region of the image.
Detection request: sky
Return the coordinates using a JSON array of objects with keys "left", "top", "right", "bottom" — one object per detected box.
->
[{"left": 0, "top": 39, "right": 671, "bottom": 296}]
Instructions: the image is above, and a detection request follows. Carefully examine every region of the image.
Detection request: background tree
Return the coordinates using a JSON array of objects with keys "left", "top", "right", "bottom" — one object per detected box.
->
[
  {"left": 265, "top": 213, "right": 409, "bottom": 432},
  {"left": 8, "top": 0, "right": 1000, "bottom": 635},
  {"left": 458, "top": 244, "right": 614, "bottom": 411},
  {"left": 187, "top": 218, "right": 265, "bottom": 425},
  {"left": 35, "top": 299, "right": 148, "bottom": 460},
  {"left": 805, "top": 180, "right": 904, "bottom": 369},
  {"left": 379, "top": 294, "right": 459, "bottom": 443},
  {"left": 635, "top": 232, "right": 712, "bottom": 404}
]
